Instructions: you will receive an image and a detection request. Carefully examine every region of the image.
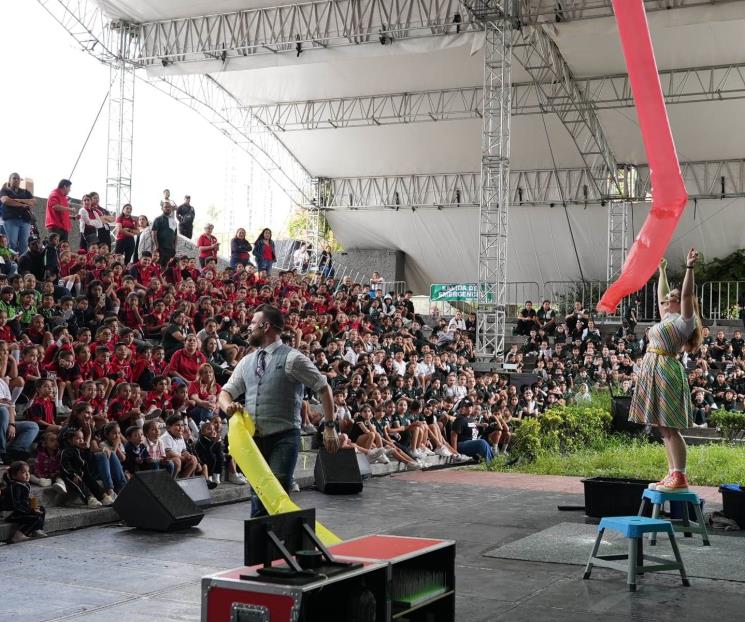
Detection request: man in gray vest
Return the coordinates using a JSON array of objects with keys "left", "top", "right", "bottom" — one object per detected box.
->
[{"left": 218, "top": 304, "right": 340, "bottom": 516}]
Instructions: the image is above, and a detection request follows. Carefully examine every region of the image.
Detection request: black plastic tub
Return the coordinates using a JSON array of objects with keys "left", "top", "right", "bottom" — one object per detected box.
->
[
  {"left": 719, "top": 485, "right": 745, "bottom": 529},
  {"left": 582, "top": 477, "right": 655, "bottom": 518}
]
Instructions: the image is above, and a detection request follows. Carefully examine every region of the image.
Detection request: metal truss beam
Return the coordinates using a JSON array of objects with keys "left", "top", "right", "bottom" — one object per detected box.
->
[
  {"left": 329, "top": 173, "right": 482, "bottom": 208},
  {"left": 134, "top": 0, "right": 480, "bottom": 67},
  {"left": 37, "top": 0, "right": 119, "bottom": 61},
  {"left": 37, "top": 0, "right": 314, "bottom": 206},
  {"left": 124, "top": 0, "right": 741, "bottom": 67},
  {"left": 638, "top": 159, "right": 745, "bottom": 199},
  {"left": 147, "top": 74, "right": 313, "bottom": 203},
  {"left": 239, "top": 62, "right": 745, "bottom": 131},
  {"left": 517, "top": 0, "right": 745, "bottom": 25},
  {"left": 325, "top": 159, "right": 745, "bottom": 208}
]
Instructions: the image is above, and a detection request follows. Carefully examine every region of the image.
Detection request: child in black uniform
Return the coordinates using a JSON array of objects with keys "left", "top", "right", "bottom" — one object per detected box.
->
[
  {"left": 195, "top": 421, "right": 224, "bottom": 486},
  {"left": 60, "top": 429, "right": 108, "bottom": 508},
  {"left": 2, "top": 461, "right": 46, "bottom": 542}
]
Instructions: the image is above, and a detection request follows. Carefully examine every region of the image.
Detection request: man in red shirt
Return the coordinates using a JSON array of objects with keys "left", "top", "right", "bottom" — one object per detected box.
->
[
  {"left": 46, "top": 179, "right": 77, "bottom": 242},
  {"left": 197, "top": 223, "right": 219, "bottom": 268}
]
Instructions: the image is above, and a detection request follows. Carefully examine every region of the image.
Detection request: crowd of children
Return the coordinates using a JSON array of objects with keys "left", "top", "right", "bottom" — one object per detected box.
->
[{"left": 2, "top": 208, "right": 740, "bottom": 544}]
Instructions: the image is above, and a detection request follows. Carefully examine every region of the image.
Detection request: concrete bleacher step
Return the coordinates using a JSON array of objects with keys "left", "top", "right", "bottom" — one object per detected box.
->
[
  {"left": 0, "top": 478, "right": 253, "bottom": 542},
  {"left": 1, "top": 448, "right": 469, "bottom": 541},
  {"left": 682, "top": 426, "right": 742, "bottom": 446}
]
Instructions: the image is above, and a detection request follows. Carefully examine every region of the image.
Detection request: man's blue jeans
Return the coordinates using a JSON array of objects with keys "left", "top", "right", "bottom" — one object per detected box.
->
[
  {"left": 457, "top": 439, "right": 494, "bottom": 463},
  {"left": 4, "top": 219, "right": 31, "bottom": 256},
  {"left": 251, "top": 429, "right": 300, "bottom": 517},
  {"left": 0, "top": 406, "right": 39, "bottom": 457}
]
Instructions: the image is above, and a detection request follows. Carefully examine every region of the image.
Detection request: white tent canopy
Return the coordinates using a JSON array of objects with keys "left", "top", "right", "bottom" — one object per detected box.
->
[{"left": 95, "top": 0, "right": 745, "bottom": 290}]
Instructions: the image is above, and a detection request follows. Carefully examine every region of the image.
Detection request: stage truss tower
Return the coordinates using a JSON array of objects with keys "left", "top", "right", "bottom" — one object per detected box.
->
[
  {"left": 470, "top": 0, "right": 514, "bottom": 362},
  {"left": 105, "top": 22, "right": 136, "bottom": 214}
]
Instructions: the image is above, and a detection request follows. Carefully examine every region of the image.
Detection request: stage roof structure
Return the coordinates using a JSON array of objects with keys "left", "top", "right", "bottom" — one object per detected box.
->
[{"left": 41, "top": 0, "right": 745, "bottom": 293}]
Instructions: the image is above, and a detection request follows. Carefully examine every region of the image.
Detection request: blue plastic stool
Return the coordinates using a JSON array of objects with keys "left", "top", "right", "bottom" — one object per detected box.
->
[
  {"left": 583, "top": 516, "right": 689, "bottom": 591},
  {"left": 638, "top": 489, "right": 710, "bottom": 546}
]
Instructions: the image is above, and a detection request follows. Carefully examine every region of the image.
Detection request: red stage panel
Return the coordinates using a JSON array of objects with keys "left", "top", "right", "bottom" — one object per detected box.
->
[{"left": 330, "top": 534, "right": 445, "bottom": 560}]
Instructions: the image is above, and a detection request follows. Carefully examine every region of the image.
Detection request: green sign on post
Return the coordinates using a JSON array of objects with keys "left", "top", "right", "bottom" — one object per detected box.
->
[{"left": 430, "top": 283, "right": 493, "bottom": 302}]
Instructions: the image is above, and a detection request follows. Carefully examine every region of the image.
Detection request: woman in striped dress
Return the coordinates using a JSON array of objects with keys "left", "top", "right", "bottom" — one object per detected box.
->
[{"left": 629, "top": 248, "right": 702, "bottom": 492}]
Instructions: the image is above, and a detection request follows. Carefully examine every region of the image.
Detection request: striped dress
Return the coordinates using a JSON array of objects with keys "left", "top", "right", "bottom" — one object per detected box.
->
[{"left": 629, "top": 313, "right": 695, "bottom": 429}]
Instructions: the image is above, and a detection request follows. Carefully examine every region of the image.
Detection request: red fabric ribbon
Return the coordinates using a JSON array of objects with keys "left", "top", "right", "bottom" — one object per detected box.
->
[{"left": 596, "top": 0, "right": 688, "bottom": 313}]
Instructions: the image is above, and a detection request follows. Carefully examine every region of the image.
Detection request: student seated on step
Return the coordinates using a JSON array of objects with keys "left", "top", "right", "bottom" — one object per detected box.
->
[{"left": 1, "top": 460, "right": 47, "bottom": 542}]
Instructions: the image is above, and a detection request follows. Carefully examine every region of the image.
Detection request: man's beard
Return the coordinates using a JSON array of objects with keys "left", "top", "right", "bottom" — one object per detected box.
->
[{"left": 248, "top": 328, "right": 263, "bottom": 347}]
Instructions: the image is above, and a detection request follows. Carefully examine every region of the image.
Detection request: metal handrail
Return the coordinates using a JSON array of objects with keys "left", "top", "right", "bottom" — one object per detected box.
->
[{"left": 699, "top": 281, "right": 745, "bottom": 321}]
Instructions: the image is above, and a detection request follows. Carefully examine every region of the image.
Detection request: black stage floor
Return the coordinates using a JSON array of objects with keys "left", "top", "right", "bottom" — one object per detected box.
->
[{"left": 2, "top": 474, "right": 743, "bottom": 621}]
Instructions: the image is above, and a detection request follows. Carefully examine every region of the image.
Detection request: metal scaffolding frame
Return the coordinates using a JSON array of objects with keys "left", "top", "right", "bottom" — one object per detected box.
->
[
  {"left": 467, "top": 1, "right": 514, "bottom": 362},
  {"left": 105, "top": 53, "right": 135, "bottom": 214},
  {"left": 38, "top": 0, "right": 745, "bottom": 318},
  {"left": 329, "top": 173, "right": 482, "bottom": 209},
  {"left": 122, "top": 0, "right": 733, "bottom": 66},
  {"left": 517, "top": 0, "right": 744, "bottom": 24},
  {"left": 325, "top": 159, "right": 745, "bottom": 208},
  {"left": 239, "top": 61, "right": 745, "bottom": 132},
  {"left": 146, "top": 74, "right": 313, "bottom": 204},
  {"left": 606, "top": 201, "right": 630, "bottom": 283},
  {"left": 306, "top": 177, "right": 333, "bottom": 270},
  {"left": 37, "top": 0, "right": 314, "bottom": 208},
  {"left": 134, "top": 0, "right": 479, "bottom": 66}
]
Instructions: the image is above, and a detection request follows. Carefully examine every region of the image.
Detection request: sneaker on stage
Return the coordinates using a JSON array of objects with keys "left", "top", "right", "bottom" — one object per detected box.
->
[
  {"left": 655, "top": 471, "right": 689, "bottom": 492},
  {"left": 228, "top": 472, "right": 248, "bottom": 485}
]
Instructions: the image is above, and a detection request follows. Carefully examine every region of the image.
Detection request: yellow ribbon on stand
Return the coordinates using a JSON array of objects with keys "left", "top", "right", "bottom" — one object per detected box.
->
[{"left": 227, "top": 410, "right": 341, "bottom": 545}]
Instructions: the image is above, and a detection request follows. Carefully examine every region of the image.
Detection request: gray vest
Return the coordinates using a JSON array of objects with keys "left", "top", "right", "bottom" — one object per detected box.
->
[{"left": 242, "top": 344, "right": 303, "bottom": 437}]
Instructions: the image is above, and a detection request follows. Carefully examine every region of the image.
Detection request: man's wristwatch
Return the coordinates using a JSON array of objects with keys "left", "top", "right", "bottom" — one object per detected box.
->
[{"left": 321, "top": 420, "right": 337, "bottom": 430}]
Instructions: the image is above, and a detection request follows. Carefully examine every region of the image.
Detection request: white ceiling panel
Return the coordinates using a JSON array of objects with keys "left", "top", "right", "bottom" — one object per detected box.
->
[
  {"left": 554, "top": 4, "right": 745, "bottom": 77},
  {"left": 214, "top": 43, "right": 489, "bottom": 105},
  {"left": 598, "top": 99, "right": 745, "bottom": 165},
  {"left": 276, "top": 112, "right": 585, "bottom": 178}
]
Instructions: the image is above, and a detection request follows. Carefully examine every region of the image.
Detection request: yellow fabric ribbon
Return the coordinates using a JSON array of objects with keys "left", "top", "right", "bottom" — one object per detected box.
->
[{"left": 227, "top": 410, "right": 340, "bottom": 545}]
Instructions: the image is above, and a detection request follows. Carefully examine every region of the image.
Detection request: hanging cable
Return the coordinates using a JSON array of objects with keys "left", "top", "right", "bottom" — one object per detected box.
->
[
  {"left": 69, "top": 75, "right": 116, "bottom": 179},
  {"left": 538, "top": 107, "right": 594, "bottom": 325}
]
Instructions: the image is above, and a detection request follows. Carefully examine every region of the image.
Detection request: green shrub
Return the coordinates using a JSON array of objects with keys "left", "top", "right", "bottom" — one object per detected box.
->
[
  {"left": 709, "top": 411, "right": 745, "bottom": 442},
  {"left": 511, "top": 404, "right": 612, "bottom": 460}
]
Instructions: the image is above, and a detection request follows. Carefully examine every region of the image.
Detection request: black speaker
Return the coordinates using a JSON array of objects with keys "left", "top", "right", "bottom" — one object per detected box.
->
[
  {"left": 314, "top": 448, "right": 363, "bottom": 494},
  {"left": 113, "top": 470, "right": 204, "bottom": 531},
  {"left": 177, "top": 476, "right": 211, "bottom": 507},
  {"left": 611, "top": 395, "right": 645, "bottom": 433}
]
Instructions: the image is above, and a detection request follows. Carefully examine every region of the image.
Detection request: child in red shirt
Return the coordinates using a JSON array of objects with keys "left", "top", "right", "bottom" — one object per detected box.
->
[
  {"left": 145, "top": 375, "right": 173, "bottom": 415},
  {"left": 27, "top": 378, "right": 60, "bottom": 433},
  {"left": 108, "top": 342, "right": 132, "bottom": 384},
  {"left": 18, "top": 345, "right": 42, "bottom": 388},
  {"left": 90, "top": 346, "right": 114, "bottom": 400},
  {"left": 108, "top": 382, "right": 137, "bottom": 427},
  {"left": 74, "top": 344, "right": 93, "bottom": 380},
  {"left": 151, "top": 346, "right": 168, "bottom": 376},
  {"left": 0, "top": 309, "right": 16, "bottom": 345},
  {"left": 120, "top": 292, "right": 144, "bottom": 335},
  {"left": 131, "top": 344, "right": 155, "bottom": 390}
]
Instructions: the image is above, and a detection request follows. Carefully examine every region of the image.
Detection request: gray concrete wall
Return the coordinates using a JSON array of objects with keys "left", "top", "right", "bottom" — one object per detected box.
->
[{"left": 334, "top": 248, "right": 405, "bottom": 286}]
